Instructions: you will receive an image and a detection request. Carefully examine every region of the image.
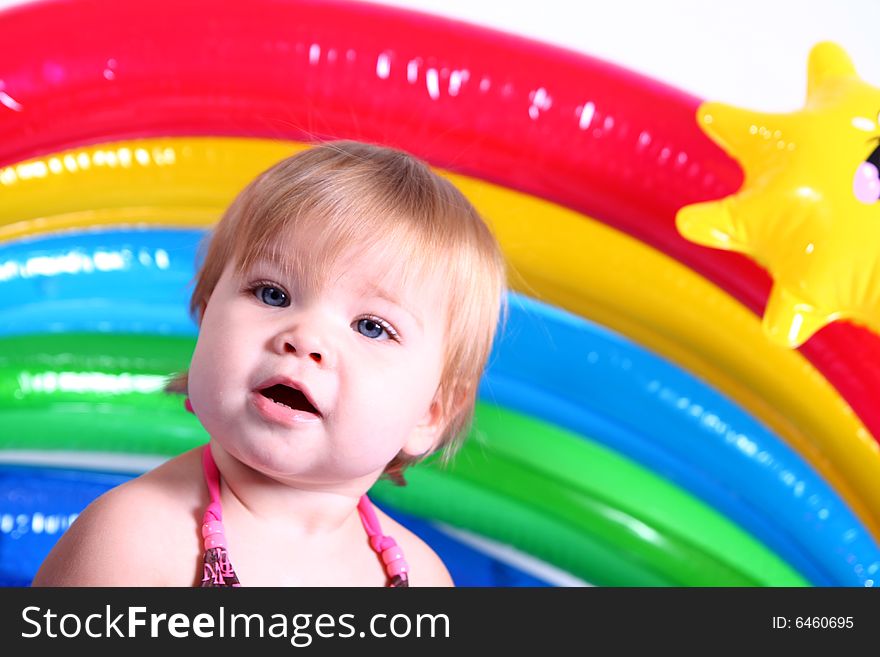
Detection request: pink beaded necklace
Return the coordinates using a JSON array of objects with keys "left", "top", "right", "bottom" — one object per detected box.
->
[{"left": 198, "top": 444, "right": 410, "bottom": 587}]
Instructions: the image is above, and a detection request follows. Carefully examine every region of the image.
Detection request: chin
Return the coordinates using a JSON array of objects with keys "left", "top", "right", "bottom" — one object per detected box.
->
[{"left": 226, "top": 437, "right": 316, "bottom": 480}]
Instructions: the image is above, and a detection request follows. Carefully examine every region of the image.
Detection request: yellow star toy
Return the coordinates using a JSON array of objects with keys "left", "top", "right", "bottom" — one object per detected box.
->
[{"left": 676, "top": 42, "right": 880, "bottom": 347}]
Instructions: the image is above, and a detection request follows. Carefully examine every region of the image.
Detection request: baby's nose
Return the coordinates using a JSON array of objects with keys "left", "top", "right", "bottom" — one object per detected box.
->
[
  {"left": 275, "top": 329, "right": 335, "bottom": 368},
  {"left": 284, "top": 341, "right": 322, "bottom": 364}
]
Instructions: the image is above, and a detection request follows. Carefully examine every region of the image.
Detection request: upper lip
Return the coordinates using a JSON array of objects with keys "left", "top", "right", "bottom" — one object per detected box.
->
[{"left": 254, "top": 375, "right": 323, "bottom": 416}]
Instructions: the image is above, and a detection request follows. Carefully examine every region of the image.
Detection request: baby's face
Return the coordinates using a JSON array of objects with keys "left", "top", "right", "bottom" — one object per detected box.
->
[{"left": 187, "top": 245, "right": 448, "bottom": 491}]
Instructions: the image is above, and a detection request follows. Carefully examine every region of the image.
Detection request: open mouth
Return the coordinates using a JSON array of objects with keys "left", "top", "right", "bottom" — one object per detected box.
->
[{"left": 258, "top": 384, "right": 320, "bottom": 416}]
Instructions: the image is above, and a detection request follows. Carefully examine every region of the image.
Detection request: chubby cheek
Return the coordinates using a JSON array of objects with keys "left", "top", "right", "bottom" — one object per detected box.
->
[
  {"left": 335, "top": 365, "right": 440, "bottom": 465},
  {"left": 187, "top": 321, "right": 249, "bottom": 427},
  {"left": 186, "top": 334, "right": 222, "bottom": 424}
]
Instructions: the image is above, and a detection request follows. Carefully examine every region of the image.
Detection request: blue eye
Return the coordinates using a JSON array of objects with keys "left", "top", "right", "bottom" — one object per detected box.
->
[
  {"left": 257, "top": 285, "right": 289, "bottom": 307},
  {"left": 355, "top": 317, "right": 397, "bottom": 341}
]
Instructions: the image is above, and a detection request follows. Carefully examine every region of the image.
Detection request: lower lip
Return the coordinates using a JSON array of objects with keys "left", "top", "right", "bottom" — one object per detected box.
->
[{"left": 251, "top": 391, "right": 322, "bottom": 426}]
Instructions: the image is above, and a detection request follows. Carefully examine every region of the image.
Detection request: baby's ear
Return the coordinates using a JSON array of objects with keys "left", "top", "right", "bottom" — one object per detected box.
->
[
  {"left": 402, "top": 384, "right": 469, "bottom": 458},
  {"left": 402, "top": 387, "right": 450, "bottom": 457}
]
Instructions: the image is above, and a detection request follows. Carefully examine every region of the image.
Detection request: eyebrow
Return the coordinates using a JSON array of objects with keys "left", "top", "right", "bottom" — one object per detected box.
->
[
  {"left": 247, "top": 257, "right": 423, "bottom": 331},
  {"left": 359, "top": 283, "right": 423, "bottom": 331}
]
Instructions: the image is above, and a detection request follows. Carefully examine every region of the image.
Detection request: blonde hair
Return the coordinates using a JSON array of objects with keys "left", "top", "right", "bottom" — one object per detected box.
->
[{"left": 169, "top": 140, "right": 508, "bottom": 484}]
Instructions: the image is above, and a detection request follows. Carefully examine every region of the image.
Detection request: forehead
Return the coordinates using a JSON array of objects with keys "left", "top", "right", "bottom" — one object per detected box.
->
[{"left": 239, "top": 230, "right": 447, "bottom": 314}]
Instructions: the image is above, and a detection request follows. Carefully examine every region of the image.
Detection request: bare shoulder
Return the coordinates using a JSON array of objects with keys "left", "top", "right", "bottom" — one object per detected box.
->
[
  {"left": 32, "top": 447, "right": 208, "bottom": 587},
  {"left": 374, "top": 507, "right": 455, "bottom": 587}
]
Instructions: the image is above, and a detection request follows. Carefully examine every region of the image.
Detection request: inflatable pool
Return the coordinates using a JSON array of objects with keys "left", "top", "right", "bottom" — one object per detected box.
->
[{"left": 1, "top": 0, "right": 878, "bottom": 586}]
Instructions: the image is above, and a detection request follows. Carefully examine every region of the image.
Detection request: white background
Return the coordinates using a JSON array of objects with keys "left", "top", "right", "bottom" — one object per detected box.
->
[{"left": 1, "top": 0, "right": 878, "bottom": 111}]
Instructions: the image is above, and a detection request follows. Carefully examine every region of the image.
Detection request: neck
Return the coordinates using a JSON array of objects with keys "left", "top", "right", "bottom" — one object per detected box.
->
[{"left": 208, "top": 442, "right": 381, "bottom": 539}]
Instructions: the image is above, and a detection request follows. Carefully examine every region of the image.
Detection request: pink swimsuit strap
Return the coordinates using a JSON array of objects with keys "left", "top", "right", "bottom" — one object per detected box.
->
[{"left": 199, "top": 444, "right": 410, "bottom": 587}]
